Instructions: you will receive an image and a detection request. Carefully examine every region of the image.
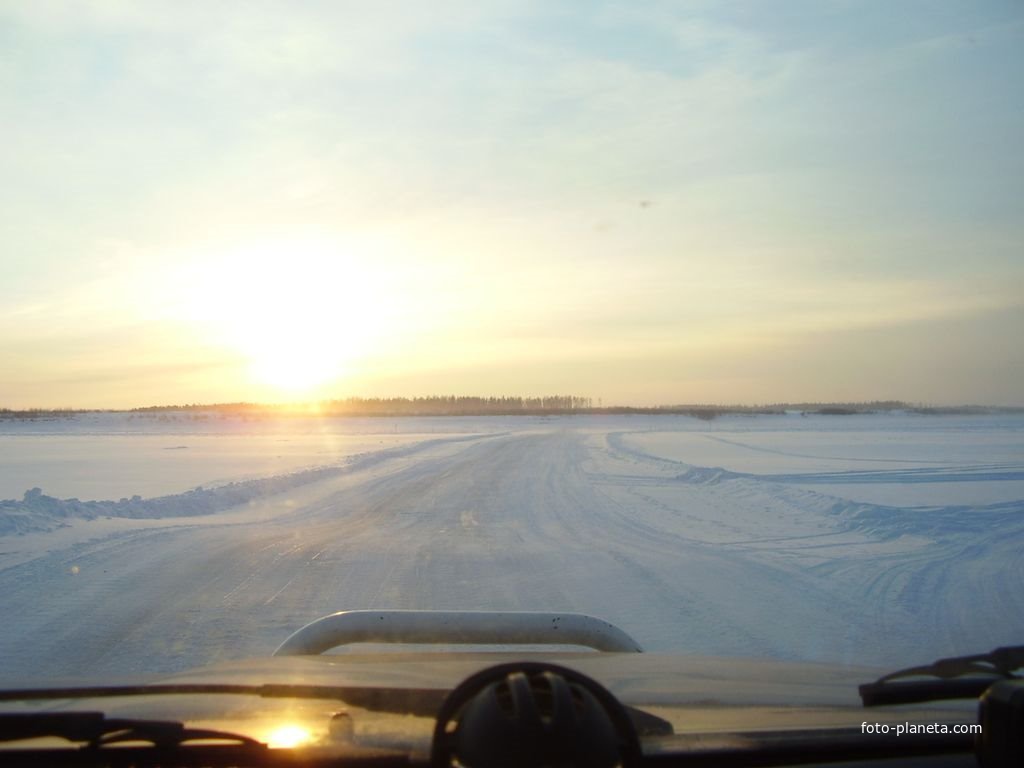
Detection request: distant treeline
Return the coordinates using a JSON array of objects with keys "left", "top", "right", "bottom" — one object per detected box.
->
[
  {"left": 0, "top": 408, "right": 85, "bottom": 420},
  {"left": 121, "top": 398, "right": 1024, "bottom": 418},
  {"left": 134, "top": 396, "right": 595, "bottom": 417}
]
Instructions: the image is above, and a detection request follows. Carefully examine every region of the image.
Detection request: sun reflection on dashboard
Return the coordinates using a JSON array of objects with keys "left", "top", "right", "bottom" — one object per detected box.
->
[{"left": 265, "top": 723, "right": 314, "bottom": 749}]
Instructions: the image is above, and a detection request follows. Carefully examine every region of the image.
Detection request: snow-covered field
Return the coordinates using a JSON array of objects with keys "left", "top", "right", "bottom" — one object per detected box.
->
[{"left": 0, "top": 411, "right": 1021, "bottom": 681}]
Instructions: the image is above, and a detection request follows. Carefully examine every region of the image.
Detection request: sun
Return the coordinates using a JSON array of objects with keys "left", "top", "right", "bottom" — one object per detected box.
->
[
  {"left": 247, "top": 341, "right": 343, "bottom": 395},
  {"left": 182, "top": 236, "right": 399, "bottom": 397}
]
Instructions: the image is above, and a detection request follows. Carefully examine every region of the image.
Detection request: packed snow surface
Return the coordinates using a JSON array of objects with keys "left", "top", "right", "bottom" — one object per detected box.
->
[{"left": 0, "top": 411, "right": 1021, "bottom": 681}]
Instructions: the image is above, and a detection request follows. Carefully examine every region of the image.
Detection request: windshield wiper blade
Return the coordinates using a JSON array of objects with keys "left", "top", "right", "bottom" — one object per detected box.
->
[
  {"left": 0, "top": 682, "right": 409, "bottom": 703},
  {"left": 0, "top": 711, "right": 262, "bottom": 748},
  {"left": 860, "top": 645, "right": 1024, "bottom": 706}
]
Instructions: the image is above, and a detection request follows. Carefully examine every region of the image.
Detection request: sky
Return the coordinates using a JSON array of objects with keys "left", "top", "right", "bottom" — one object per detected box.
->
[{"left": 1, "top": 1, "right": 1022, "bottom": 408}]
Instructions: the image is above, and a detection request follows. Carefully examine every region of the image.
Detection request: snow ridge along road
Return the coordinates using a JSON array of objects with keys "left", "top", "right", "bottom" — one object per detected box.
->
[{"left": 0, "top": 415, "right": 1021, "bottom": 680}]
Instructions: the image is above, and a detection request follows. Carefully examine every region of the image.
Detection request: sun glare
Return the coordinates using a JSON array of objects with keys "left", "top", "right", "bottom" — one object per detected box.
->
[
  {"left": 182, "top": 237, "right": 401, "bottom": 397},
  {"left": 265, "top": 724, "right": 313, "bottom": 749}
]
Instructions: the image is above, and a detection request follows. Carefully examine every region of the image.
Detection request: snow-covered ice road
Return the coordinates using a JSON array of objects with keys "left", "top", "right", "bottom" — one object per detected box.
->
[{"left": 1, "top": 422, "right": 1022, "bottom": 681}]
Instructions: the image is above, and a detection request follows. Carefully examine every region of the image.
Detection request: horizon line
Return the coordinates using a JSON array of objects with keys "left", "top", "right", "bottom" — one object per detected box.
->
[{"left": 3, "top": 398, "right": 1023, "bottom": 417}]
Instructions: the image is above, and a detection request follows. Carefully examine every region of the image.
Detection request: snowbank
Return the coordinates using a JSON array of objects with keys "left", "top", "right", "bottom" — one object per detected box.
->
[
  {"left": 0, "top": 463, "right": 346, "bottom": 535},
  {"left": 0, "top": 432, "right": 497, "bottom": 536},
  {"left": 668, "top": 457, "right": 1022, "bottom": 541}
]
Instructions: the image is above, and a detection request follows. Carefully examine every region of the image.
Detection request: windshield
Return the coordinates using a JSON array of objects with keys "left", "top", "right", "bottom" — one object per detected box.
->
[{"left": 0, "top": 2, "right": 1022, "bottom": 690}]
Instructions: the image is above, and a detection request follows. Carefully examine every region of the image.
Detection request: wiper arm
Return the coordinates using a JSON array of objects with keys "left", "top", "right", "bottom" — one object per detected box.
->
[
  {"left": 0, "top": 711, "right": 262, "bottom": 748},
  {"left": 860, "top": 645, "right": 1024, "bottom": 706}
]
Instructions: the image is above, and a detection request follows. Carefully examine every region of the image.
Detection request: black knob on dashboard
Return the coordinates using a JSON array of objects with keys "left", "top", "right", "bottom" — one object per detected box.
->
[{"left": 431, "top": 662, "right": 640, "bottom": 768}]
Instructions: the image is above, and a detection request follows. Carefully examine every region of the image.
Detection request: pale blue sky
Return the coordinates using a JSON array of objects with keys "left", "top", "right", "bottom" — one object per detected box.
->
[{"left": 1, "top": 1, "right": 1022, "bottom": 407}]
